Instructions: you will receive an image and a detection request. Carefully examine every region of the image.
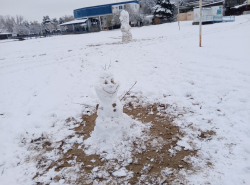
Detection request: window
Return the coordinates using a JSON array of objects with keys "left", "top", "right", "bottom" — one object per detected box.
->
[{"left": 119, "top": 6, "right": 123, "bottom": 9}]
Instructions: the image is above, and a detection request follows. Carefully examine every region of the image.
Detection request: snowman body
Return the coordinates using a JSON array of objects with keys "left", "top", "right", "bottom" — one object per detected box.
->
[{"left": 120, "top": 10, "right": 132, "bottom": 43}]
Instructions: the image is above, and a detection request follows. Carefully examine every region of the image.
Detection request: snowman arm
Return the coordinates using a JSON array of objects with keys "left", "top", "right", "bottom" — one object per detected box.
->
[{"left": 120, "top": 81, "right": 137, "bottom": 101}]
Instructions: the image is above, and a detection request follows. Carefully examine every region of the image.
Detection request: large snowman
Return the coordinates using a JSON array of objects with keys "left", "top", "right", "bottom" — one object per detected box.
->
[{"left": 119, "top": 10, "right": 132, "bottom": 43}]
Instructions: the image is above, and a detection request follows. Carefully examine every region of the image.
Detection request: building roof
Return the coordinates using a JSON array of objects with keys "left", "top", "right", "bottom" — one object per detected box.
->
[
  {"left": 74, "top": 0, "right": 139, "bottom": 19},
  {"left": 193, "top": 1, "right": 223, "bottom": 8},
  {"left": 179, "top": 0, "right": 211, "bottom": 11},
  {"left": 0, "top": 33, "right": 12, "bottom": 35},
  {"left": 60, "top": 19, "right": 88, "bottom": 26},
  {"left": 74, "top": 0, "right": 138, "bottom": 11}
]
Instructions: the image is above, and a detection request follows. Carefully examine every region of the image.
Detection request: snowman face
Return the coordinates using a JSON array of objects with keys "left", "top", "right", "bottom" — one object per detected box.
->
[
  {"left": 96, "top": 71, "right": 120, "bottom": 103},
  {"left": 101, "top": 74, "right": 118, "bottom": 94}
]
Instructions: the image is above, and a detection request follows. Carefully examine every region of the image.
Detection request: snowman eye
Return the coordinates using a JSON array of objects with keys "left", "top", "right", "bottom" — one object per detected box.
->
[
  {"left": 104, "top": 80, "right": 108, "bottom": 84},
  {"left": 111, "top": 78, "right": 115, "bottom": 84}
]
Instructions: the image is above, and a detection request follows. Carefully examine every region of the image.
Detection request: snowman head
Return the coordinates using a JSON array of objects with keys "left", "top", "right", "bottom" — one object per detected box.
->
[
  {"left": 119, "top": 10, "right": 129, "bottom": 25},
  {"left": 95, "top": 71, "right": 120, "bottom": 104}
]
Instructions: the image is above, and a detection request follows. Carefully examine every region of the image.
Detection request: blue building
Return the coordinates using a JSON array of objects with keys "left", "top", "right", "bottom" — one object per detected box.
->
[
  {"left": 60, "top": 0, "right": 139, "bottom": 33},
  {"left": 74, "top": 0, "right": 139, "bottom": 19}
]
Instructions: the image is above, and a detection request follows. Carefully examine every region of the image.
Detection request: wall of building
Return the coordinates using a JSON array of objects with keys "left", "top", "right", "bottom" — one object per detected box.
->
[
  {"left": 177, "top": 11, "right": 194, "bottom": 21},
  {"left": 193, "top": 6, "right": 222, "bottom": 22},
  {"left": 154, "top": 17, "right": 160, "bottom": 25},
  {"left": 112, "top": 3, "right": 139, "bottom": 14},
  {"left": 177, "top": 13, "right": 187, "bottom": 21},
  {"left": 187, "top": 11, "right": 194, "bottom": 20},
  {"left": 0, "top": 34, "right": 12, "bottom": 40}
]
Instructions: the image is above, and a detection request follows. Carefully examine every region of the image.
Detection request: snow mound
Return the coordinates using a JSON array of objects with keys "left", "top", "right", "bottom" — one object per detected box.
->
[
  {"left": 112, "top": 167, "right": 128, "bottom": 177},
  {"left": 84, "top": 113, "right": 150, "bottom": 165}
]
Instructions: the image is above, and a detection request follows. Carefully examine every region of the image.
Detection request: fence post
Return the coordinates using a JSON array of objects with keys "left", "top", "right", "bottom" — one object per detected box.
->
[
  {"left": 199, "top": 0, "right": 202, "bottom": 47},
  {"left": 178, "top": 0, "right": 180, "bottom": 30}
]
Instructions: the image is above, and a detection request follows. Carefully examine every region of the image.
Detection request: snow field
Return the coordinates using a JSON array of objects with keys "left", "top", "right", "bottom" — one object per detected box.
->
[{"left": 0, "top": 15, "right": 250, "bottom": 184}]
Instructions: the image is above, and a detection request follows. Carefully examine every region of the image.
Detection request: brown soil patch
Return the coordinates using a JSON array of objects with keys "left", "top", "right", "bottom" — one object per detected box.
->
[
  {"left": 87, "top": 37, "right": 157, "bottom": 48},
  {"left": 123, "top": 103, "right": 196, "bottom": 184},
  {"left": 199, "top": 130, "right": 216, "bottom": 140},
  {"left": 28, "top": 99, "right": 209, "bottom": 184}
]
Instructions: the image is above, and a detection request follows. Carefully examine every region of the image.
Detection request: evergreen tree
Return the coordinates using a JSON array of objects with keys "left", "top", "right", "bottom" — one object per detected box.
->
[
  {"left": 42, "top": 16, "right": 51, "bottom": 24},
  {"left": 51, "top": 18, "right": 58, "bottom": 24},
  {"left": 153, "top": 0, "right": 175, "bottom": 19}
]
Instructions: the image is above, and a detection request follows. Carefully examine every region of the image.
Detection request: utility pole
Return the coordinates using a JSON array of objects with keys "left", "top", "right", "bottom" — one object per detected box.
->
[
  {"left": 199, "top": 0, "right": 202, "bottom": 47},
  {"left": 178, "top": 0, "right": 180, "bottom": 30}
]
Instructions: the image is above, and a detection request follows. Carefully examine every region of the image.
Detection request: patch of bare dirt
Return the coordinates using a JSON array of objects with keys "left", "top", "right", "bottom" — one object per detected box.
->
[
  {"left": 28, "top": 97, "right": 214, "bottom": 184},
  {"left": 199, "top": 130, "right": 216, "bottom": 140},
  {"left": 87, "top": 37, "right": 163, "bottom": 47},
  {"left": 123, "top": 103, "right": 196, "bottom": 184}
]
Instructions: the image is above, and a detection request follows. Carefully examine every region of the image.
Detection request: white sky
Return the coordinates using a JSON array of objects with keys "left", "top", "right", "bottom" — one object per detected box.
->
[{"left": 0, "top": 0, "right": 132, "bottom": 22}]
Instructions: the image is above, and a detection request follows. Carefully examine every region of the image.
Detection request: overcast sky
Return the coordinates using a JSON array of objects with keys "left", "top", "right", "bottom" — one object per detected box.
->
[{"left": 0, "top": 0, "right": 130, "bottom": 22}]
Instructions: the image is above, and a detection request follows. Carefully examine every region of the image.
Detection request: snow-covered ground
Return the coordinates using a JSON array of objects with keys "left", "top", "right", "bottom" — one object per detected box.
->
[{"left": 0, "top": 15, "right": 250, "bottom": 184}]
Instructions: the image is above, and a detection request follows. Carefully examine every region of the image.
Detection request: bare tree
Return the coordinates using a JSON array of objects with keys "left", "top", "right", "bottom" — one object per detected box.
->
[
  {"left": 0, "top": 15, "right": 26, "bottom": 33},
  {"left": 124, "top": 4, "right": 141, "bottom": 24},
  {"left": 106, "top": 15, "right": 114, "bottom": 28},
  {"left": 58, "top": 15, "right": 74, "bottom": 24},
  {"left": 15, "top": 15, "right": 24, "bottom": 25},
  {"left": 139, "top": 0, "right": 157, "bottom": 14},
  {"left": 13, "top": 24, "right": 30, "bottom": 35},
  {"left": 0, "top": 15, "right": 15, "bottom": 32},
  {"left": 0, "top": 16, "right": 5, "bottom": 32},
  {"left": 29, "top": 21, "right": 42, "bottom": 34}
]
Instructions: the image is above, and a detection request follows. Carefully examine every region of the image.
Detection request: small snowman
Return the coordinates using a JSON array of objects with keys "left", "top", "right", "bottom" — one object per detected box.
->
[
  {"left": 95, "top": 71, "right": 123, "bottom": 118},
  {"left": 119, "top": 10, "right": 132, "bottom": 43},
  {"left": 84, "top": 71, "right": 149, "bottom": 162}
]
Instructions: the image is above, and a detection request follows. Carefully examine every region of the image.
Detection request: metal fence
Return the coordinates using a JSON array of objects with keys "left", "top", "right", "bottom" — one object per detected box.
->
[
  {"left": 201, "top": 15, "right": 235, "bottom": 23},
  {"left": 222, "top": 16, "right": 235, "bottom": 22}
]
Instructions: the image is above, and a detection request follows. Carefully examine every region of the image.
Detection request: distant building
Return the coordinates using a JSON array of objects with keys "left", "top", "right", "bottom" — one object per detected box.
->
[
  {"left": 179, "top": 0, "right": 212, "bottom": 13},
  {"left": 224, "top": 0, "right": 246, "bottom": 8},
  {"left": 224, "top": 0, "right": 250, "bottom": 15},
  {"left": 60, "top": 0, "right": 140, "bottom": 33},
  {"left": 0, "top": 33, "right": 12, "bottom": 40}
]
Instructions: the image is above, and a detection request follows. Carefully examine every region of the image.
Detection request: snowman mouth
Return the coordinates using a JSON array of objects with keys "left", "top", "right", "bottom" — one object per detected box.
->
[{"left": 102, "top": 85, "right": 120, "bottom": 94}]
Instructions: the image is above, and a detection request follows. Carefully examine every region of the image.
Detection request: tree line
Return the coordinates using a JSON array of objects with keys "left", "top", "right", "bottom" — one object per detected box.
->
[
  {"left": 106, "top": 0, "right": 178, "bottom": 28},
  {"left": 0, "top": 15, "right": 74, "bottom": 35},
  {"left": 0, "top": 0, "right": 193, "bottom": 35}
]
